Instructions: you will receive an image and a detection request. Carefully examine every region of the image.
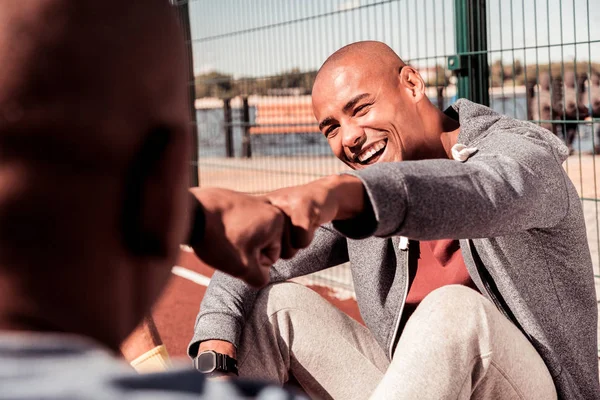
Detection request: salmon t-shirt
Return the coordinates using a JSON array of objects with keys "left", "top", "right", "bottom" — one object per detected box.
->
[{"left": 402, "top": 239, "right": 478, "bottom": 321}]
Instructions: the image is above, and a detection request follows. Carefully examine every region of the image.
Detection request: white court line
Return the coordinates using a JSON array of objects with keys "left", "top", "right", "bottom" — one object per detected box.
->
[
  {"left": 171, "top": 265, "right": 356, "bottom": 300},
  {"left": 171, "top": 266, "right": 211, "bottom": 287}
]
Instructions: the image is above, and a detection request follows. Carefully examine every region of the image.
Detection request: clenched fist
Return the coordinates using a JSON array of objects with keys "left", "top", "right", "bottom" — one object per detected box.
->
[
  {"left": 264, "top": 174, "right": 366, "bottom": 249},
  {"left": 189, "top": 188, "right": 299, "bottom": 288}
]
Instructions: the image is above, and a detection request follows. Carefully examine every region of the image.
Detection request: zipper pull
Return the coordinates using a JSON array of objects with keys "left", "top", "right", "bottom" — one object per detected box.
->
[{"left": 398, "top": 236, "right": 409, "bottom": 251}]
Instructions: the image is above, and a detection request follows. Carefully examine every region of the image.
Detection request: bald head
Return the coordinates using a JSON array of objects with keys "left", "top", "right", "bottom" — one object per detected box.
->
[
  {"left": 0, "top": 0, "right": 191, "bottom": 349},
  {"left": 311, "top": 40, "right": 450, "bottom": 169},
  {"left": 0, "top": 0, "right": 187, "bottom": 167},
  {"left": 317, "top": 41, "right": 406, "bottom": 86}
]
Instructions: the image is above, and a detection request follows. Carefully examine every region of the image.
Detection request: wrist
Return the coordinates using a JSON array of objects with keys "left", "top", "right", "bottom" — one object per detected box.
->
[
  {"left": 198, "top": 339, "right": 237, "bottom": 359},
  {"left": 321, "top": 174, "right": 365, "bottom": 220},
  {"left": 206, "top": 371, "right": 237, "bottom": 380}
]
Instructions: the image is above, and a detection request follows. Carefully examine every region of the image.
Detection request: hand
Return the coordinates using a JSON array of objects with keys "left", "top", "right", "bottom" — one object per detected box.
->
[
  {"left": 264, "top": 174, "right": 365, "bottom": 249},
  {"left": 189, "top": 188, "right": 296, "bottom": 288}
]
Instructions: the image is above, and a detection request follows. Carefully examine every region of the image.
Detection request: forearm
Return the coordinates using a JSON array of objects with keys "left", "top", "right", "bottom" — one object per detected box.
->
[
  {"left": 121, "top": 316, "right": 163, "bottom": 361},
  {"left": 121, "top": 316, "right": 172, "bottom": 373},
  {"left": 319, "top": 174, "right": 366, "bottom": 220},
  {"left": 334, "top": 150, "right": 568, "bottom": 239},
  {"left": 190, "top": 270, "right": 259, "bottom": 356}
]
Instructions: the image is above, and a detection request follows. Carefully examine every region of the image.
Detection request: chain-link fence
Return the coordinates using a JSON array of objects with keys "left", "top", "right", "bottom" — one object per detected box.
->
[
  {"left": 182, "top": 0, "right": 600, "bottom": 292},
  {"left": 483, "top": 0, "right": 600, "bottom": 288}
]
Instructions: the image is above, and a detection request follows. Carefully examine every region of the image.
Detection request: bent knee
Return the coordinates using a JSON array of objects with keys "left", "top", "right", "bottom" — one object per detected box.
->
[
  {"left": 253, "top": 282, "right": 325, "bottom": 316},
  {"left": 420, "top": 284, "right": 486, "bottom": 310},
  {"left": 413, "top": 285, "right": 494, "bottom": 330}
]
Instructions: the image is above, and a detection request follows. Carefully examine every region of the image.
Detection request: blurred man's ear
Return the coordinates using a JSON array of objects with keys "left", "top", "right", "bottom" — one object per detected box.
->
[{"left": 121, "top": 126, "right": 189, "bottom": 258}]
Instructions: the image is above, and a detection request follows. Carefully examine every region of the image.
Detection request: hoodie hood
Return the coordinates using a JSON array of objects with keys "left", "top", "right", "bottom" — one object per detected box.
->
[{"left": 448, "top": 99, "right": 570, "bottom": 163}]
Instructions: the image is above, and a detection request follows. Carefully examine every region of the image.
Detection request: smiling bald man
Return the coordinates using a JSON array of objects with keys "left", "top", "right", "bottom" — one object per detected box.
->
[
  {"left": 0, "top": 1, "right": 306, "bottom": 399},
  {"left": 191, "top": 42, "right": 599, "bottom": 400}
]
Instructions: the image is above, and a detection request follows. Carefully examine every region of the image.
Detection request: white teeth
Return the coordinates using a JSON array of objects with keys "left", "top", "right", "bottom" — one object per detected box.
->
[{"left": 358, "top": 141, "right": 386, "bottom": 162}]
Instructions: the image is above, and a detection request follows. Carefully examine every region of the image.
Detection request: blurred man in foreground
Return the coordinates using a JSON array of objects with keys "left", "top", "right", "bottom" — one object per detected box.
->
[{"left": 0, "top": 1, "right": 307, "bottom": 399}]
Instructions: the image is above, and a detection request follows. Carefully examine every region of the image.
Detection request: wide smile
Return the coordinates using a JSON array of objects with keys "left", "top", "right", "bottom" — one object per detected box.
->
[{"left": 355, "top": 139, "right": 387, "bottom": 166}]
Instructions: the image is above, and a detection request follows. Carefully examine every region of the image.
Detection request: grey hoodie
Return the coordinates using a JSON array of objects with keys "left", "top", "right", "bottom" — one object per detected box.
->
[{"left": 189, "top": 99, "right": 599, "bottom": 399}]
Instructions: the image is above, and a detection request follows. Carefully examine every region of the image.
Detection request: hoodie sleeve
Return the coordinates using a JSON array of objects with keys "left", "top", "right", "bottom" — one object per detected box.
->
[
  {"left": 188, "top": 224, "right": 349, "bottom": 357},
  {"left": 333, "top": 129, "right": 570, "bottom": 240}
]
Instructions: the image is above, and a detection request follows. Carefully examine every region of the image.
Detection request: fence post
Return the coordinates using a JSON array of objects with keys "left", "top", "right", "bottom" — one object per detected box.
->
[
  {"left": 451, "top": 0, "right": 489, "bottom": 105},
  {"left": 437, "top": 86, "right": 445, "bottom": 111},
  {"left": 241, "top": 97, "right": 252, "bottom": 158},
  {"left": 171, "top": 0, "right": 199, "bottom": 186},
  {"left": 525, "top": 79, "right": 535, "bottom": 121},
  {"left": 223, "top": 98, "right": 234, "bottom": 158}
]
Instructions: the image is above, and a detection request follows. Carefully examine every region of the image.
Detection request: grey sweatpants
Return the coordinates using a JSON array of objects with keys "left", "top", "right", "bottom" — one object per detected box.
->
[{"left": 237, "top": 283, "right": 557, "bottom": 400}]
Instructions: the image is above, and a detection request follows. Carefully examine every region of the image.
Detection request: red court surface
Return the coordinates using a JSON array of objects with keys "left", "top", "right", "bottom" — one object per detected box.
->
[{"left": 150, "top": 249, "right": 362, "bottom": 359}]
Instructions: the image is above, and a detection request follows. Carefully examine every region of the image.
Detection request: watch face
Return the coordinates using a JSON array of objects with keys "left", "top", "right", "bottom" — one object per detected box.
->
[{"left": 196, "top": 351, "right": 217, "bottom": 373}]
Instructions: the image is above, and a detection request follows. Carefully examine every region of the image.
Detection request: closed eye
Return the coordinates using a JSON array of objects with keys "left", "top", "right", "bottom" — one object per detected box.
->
[
  {"left": 325, "top": 124, "right": 340, "bottom": 137},
  {"left": 353, "top": 103, "right": 371, "bottom": 116}
]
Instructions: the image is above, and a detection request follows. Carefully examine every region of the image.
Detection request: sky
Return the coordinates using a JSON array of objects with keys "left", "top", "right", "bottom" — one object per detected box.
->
[{"left": 187, "top": 0, "right": 600, "bottom": 79}]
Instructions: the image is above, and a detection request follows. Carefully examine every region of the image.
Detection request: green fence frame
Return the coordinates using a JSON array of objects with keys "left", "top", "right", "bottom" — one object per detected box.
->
[{"left": 451, "top": 0, "right": 490, "bottom": 105}]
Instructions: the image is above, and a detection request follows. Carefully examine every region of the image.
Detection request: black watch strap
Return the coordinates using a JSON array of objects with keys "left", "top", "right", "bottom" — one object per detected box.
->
[{"left": 216, "top": 352, "right": 238, "bottom": 375}]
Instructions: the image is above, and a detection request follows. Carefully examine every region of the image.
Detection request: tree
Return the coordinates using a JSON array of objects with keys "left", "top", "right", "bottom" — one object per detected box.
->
[
  {"left": 422, "top": 65, "right": 450, "bottom": 87},
  {"left": 194, "top": 68, "right": 320, "bottom": 99},
  {"left": 195, "top": 71, "right": 238, "bottom": 99}
]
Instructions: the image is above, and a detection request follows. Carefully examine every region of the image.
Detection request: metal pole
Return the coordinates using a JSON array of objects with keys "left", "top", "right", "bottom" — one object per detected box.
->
[
  {"left": 454, "top": 0, "right": 469, "bottom": 100},
  {"left": 468, "top": 0, "right": 489, "bottom": 106},
  {"left": 452, "top": 0, "right": 489, "bottom": 105},
  {"left": 241, "top": 97, "right": 252, "bottom": 158},
  {"left": 172, "top": 1, "right": 199, "bottom": 186},
  {"left": 437, "top": 86, "right": 445, "bottom": 111},
  {"left": 223, "top": 99, "right": 234, "bottom": 158},
  {"left": 526, "top": 80, "right": 535, "bottom": 121}
]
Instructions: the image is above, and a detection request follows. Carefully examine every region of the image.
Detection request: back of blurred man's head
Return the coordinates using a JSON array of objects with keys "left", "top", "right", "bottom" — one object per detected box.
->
[{"left": 0, "top": 0, "right": 191, "bottom": 351}]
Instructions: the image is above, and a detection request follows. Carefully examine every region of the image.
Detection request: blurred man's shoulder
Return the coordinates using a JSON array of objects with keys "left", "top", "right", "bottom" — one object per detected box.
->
[{"left": 0, "top": 332, "right": 305, "bottom": 400}]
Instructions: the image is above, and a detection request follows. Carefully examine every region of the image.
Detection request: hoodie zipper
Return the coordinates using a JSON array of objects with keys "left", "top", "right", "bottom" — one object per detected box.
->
[
  {"left": 388, "top": 237, "right": 411, "bottom": 359},
  {"left": 466, "top": 240, "right": 532, "bottom": 342}
]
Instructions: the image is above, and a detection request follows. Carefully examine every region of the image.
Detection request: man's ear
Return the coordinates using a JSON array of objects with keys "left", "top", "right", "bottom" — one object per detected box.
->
[
  {"left": 399, "top": 66, "right": 426, "bottom": 102},
  {"left": 121, "top": 126, "right": 188, "bottom": 258}
]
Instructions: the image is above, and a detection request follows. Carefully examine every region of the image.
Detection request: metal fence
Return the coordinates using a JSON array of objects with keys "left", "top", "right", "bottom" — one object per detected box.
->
[{"left": 180, "top": 0, "right": 600, "bottom": 292}]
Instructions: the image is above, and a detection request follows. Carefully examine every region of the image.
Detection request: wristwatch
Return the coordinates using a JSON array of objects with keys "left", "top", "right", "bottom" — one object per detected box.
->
[{"left": 194, "top": 350, "right": 238, "bottom": 376}]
